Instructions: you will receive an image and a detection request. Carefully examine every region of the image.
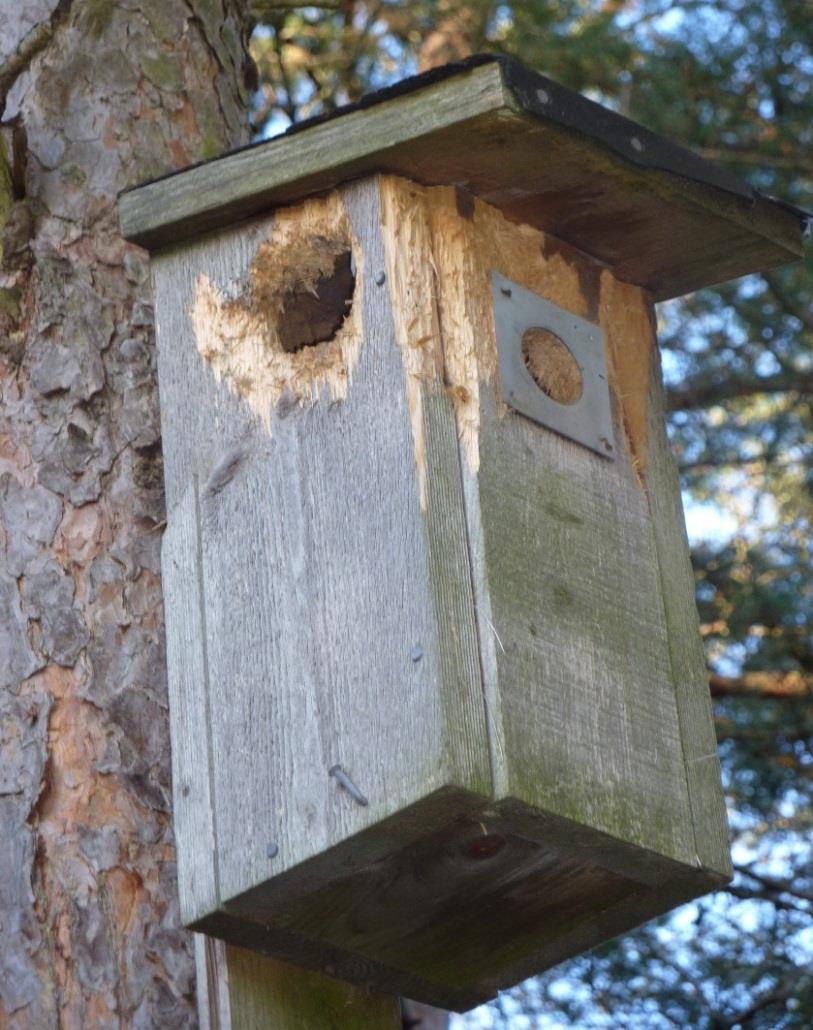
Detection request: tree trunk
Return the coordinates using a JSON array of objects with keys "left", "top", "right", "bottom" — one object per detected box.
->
[{"left": 0, "top": 2, "right": 252, "bottom": 1025}]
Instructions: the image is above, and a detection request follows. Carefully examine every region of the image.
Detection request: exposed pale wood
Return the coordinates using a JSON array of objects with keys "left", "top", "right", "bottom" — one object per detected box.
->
[
  {"left": 190, "top": 191, "right": 365, "bottom": 428},
  {"left": 152, "top": 220, "right": 270, "bottom": 517},
  {"left": 153, "top": 170, "right": 491, "bottom": 904},
  {"left": 120, "top": 59, "right": 805, "bottom": 300},
  {"left": 161, "top": 482, "right": 218, "bottom": 924}
]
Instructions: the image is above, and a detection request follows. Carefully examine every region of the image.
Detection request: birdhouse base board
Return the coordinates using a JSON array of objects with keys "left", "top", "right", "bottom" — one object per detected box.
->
[{"left": 189, "top": 789, "right": 723, "bottom": 1012}]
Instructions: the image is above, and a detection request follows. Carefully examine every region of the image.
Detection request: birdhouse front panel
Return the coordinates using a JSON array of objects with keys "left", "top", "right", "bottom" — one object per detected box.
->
[
  {"left": 120, "top": 53, "right": 806, "bottom": 1014},
  {"left": 153, "top": 180, "right": 494, "bottom": 929}
]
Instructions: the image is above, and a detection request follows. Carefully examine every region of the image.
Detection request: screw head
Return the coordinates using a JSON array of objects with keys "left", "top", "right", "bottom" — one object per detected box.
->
[
  {"left": 410, "top": 645, "right": 423, "bottom": 663},
  {"left": 375, "top": 270, "right": 386, "bottom": 286},
  {"left": 266, "top": 842, "right": 279, "bottom": 859}
]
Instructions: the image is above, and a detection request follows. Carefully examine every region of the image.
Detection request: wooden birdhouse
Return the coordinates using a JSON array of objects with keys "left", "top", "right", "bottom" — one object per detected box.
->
[{"left": 120, "top": 56, "right": 807, "bottom": 1011}]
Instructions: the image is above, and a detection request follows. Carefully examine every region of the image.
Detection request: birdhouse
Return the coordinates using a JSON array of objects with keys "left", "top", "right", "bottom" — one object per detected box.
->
[{"left": 120, "top": 56, "right": 806, "bottom": 1011}]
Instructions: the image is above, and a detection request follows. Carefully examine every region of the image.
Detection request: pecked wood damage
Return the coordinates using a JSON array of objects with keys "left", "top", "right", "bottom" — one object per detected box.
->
[
  {"left": 378, "top": 174, "right": 655, "bottom": 500},
  {"left": 191, "top": 192, "right": 363, "bottom": 428},
  {"left": 190, "top": 174, "right": 655, "bottom": 514}
]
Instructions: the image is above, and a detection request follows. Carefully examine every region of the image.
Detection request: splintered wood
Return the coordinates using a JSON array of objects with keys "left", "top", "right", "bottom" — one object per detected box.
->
[
  {"left": 191, "top": 192, "right": 363, "bottom": 428},
  {"left": 379, "top": 175, "right": 655, "bottom": 500},
  {"left": 190, "top": 176, "right": 654, "bottom": 508}
]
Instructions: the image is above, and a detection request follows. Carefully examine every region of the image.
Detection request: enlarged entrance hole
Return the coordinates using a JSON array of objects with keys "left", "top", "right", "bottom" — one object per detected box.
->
[
  {"left": 277, "top": 248, "right": 355, "bottom": 354},
  {"left": 521, "top": 326, "right": 583, "bottom": 405}
]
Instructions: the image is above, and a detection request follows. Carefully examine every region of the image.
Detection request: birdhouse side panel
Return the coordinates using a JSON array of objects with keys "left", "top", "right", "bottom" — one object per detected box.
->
[
  {"left": 644, "top": 342, "right": 731, "bottom": 877},
  {"left": 378, "top": 175, "right": 709, "bottom": 868}
]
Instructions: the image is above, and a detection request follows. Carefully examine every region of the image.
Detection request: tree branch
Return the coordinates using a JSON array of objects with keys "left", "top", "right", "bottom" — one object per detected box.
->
[
  {"left": 698, "top": 146, "right": 806, "bottom": 171},
  {"left": 251, "top": 0, "right": 340, "bottom": 15},
  {"left": 680, "top": 452, "right": 806, "bottom": 474},
  {"left": 718, "top": 982, "right": 792, "bottom": 1030},
  {"left": 667, "top": 370, "right": 813, "bottom": 411},
  {"left": 733, "top": 865, "right": 813, "bottom": 905},
  {"left": 762, "top": 269, "right": 813, "bottom": 332},
  {"left": 725, "top": 885, "right": 810, "bottom": 914},
  {"left": 709, "top": 670, "right": 813, "bottom": 701}
]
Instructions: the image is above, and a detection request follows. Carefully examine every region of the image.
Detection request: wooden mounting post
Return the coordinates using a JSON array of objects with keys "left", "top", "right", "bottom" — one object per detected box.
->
[{"left": 195, "top": 936, "right": 402, "bottom": 1029}]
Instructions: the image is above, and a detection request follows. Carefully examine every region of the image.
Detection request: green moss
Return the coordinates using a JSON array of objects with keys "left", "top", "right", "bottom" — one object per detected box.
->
[
  {"left": 200, "top": 128, "right": 222, "bottom": 162},
  {"left": 196, "top": 99, "right": 225, "bottom": 161},
  {"left": 61, "top": 164, "right": 87, "bottom": 188},
  {"left": 79, "top": 0, "right": 115, "bottom": 39},
  {"left": 0, "top": 286, "right": 20, "bottom": 320},
  {"left": 141, "top": 52, "right": 185, "bottom": 93},
  {"left": 140, "top": 1, "right": 182, "bottom": 44},
  {"left": 0, "top": 137, "right": 14, "bottom": 268},
  {"left": 0, "top": 137, "right": 13, "bottom": 221}
]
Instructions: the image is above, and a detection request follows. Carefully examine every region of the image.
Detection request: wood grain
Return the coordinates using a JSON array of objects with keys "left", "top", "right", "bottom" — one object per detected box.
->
[
  {"left": 380, "top": 177, "right": 701, "bottom": 864},
  {"left": 194, "top": 935, "right": 401, "bottom": 1029},
  {"left": 645, "top": 341, "right": 732, "bottom": 879},
  {"left": 121, "top": 63, "right": 508, "bottom": 251},
  {"left": 161, "top": 481, "right": 219, "bottom": 924}
]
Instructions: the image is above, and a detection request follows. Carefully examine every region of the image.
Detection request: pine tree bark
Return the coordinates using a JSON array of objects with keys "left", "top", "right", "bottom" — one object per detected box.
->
[{"left": 0, "top": 2, "right": 253, "bottom": 1025}]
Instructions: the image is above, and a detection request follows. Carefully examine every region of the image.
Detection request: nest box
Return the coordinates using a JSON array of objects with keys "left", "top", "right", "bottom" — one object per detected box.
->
[{"left": 120, "top": 56, "right": 806, "bottom": 1011}]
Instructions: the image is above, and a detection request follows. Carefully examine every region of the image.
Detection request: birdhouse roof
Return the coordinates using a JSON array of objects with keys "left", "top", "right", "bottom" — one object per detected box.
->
[{"left": 119, "top": 54, "right": 808, "bottom": 300}]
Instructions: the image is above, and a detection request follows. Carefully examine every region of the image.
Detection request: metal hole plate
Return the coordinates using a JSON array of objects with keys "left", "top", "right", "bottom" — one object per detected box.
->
[{"left": 491, "top": 271, "right": 615, "bottom": 459}]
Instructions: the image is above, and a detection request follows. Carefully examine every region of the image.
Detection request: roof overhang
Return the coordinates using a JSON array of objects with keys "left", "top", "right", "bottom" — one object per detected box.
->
[{"left": 119, "top": 54, "right": 808, "bottom": 301}]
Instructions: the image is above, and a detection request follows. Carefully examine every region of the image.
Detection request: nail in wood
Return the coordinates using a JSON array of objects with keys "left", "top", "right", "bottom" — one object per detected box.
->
[{"left": 329, "top": 764, "right": 368, "bottom": 806}]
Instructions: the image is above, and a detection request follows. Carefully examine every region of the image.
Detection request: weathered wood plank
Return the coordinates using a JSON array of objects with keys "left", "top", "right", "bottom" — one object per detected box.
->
[
  {"left": 195, "top": 935, "right": 230, "bottom": 1030},
  {"left": 471, "top": 385, "right": 695, "bottom": 862},
  {"left": 121, "top": 62, "right": 508, "bottom": 250},
  {"left": 225, "top": 948, "right": 401, "bottom": 1030},
  {"left": 194, "top": 935, "right": 401, "bottom": 1029},
  {"left": 161, "top": 481, "right": 219, "bottom": 924},
  {"left": 197, "top": 797, "right": 720, "bottom": 1011},
  {"left": 152, "top": 219, "right": 270, "bottom": 517},
  {"left": 645, "top": 342, "right": 732, "bottom": 879},
  {"left": 121, "top": 58, "right": 804, "bottom": 301}
]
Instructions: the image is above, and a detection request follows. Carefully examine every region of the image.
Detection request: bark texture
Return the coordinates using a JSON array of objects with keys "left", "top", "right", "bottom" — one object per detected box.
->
[{"left": 0, "top": 2, "right": 252, "bottom": 1025}]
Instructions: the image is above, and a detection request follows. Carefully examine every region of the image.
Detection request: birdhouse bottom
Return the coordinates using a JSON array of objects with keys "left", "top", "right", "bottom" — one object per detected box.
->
[
  {"left": 154, "top": 174, "right": 731, "bottom": 1012},
  {"left": 196, "top": 789, "right": 717, "bottom": 1011}
]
